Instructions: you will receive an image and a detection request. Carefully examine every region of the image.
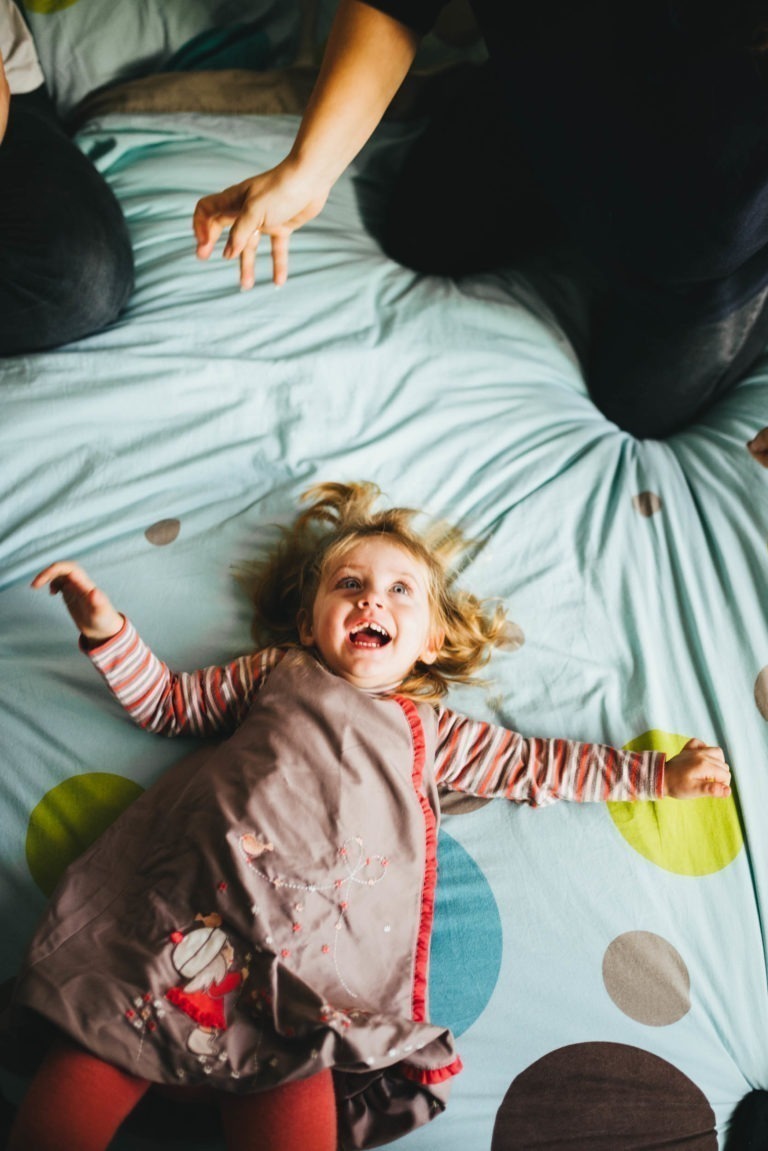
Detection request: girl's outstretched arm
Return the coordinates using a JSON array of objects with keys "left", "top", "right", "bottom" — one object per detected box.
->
[
  {"left": 33, "top": 561, "right": 282, "bottom": 737},
  {"left": 434, "top": 710, "right": 731, "bottom": 804},
  {"left": 32, "top": 561, "right": 123, "bottom": 643},
  {"left": 434, "top": 708, "right": 665, "bottom": 805}
]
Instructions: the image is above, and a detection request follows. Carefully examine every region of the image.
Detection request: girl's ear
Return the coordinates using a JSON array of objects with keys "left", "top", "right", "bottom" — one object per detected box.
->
[
  {"left": 419, "top": 627, "right": 445, "bottom": 666},
  {"left": 297, "top": 608, "right": 314, "bottom": 647}
]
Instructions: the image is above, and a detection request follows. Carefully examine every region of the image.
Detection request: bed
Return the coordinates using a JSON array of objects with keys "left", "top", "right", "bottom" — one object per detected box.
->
[{"left": 1, "top": 3, "right": 767, "bottom": 1148}]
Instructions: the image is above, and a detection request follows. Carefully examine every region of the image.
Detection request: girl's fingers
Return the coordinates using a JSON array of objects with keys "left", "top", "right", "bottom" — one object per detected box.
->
[
  {"left": 683, "top": 738, "right": 726, "bottom": 764},
  {"left": 32, "top": 561, "right": 89, "bottom": 590}
]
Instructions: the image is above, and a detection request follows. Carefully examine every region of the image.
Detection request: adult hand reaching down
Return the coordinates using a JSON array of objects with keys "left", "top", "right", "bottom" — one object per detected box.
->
[
  {"left": 193, "top": 160, "right": 332, "bottom": 289},
  {"left": 192, "top": 0, "right": 420, "bottom": 289}
]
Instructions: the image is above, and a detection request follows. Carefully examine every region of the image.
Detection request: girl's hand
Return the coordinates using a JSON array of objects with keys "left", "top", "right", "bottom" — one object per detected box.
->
[
  {"left": 663, "top": 738, "right": 731, "bottom": 799},
  {"left": 31, "top": 562, "right": 123, "bottom": 644},
  {"left": 193, "top": 160, "right": 331, "bottom": 290}
]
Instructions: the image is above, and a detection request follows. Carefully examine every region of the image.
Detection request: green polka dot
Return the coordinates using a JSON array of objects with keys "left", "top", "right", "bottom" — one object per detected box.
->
[
  {"left": 607, "top": 730, "right": 743, "bottom": 876},
  {"left": 24, "top": 0, "right": 80, "bottom": 11},
  {"left": 24, "top": 0, "right": 81, "bottom": 11},
  {"left": 26, "top": 773, "right": 144, "bottom": 896}
]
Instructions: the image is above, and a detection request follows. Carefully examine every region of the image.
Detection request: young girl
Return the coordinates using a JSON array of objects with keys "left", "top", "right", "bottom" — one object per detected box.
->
[{"left": 10, "top": 482, "right": 731, "bottom": 1151}]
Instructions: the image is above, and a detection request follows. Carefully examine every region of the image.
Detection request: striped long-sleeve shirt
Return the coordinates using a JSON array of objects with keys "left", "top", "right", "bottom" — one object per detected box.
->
[{"left": 85, "top": 618, "right": 665, "bottom": 807}]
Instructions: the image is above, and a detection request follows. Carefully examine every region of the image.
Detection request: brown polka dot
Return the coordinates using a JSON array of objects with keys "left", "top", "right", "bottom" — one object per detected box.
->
[
  {"left": 632, "top": 492, "right": 663, "bottom": 517},
  {"left": 747, "top": 426, "right": 768, "bottom": 467},
  {"left": 492, "top": 1042, "right": 716, "bottom": 1150},
  {"left": 602, "top": 931, "right": 690, "bottom": 1025},
  {"left": 500, "top": 622, "right": 526, "bottom": 651},
  {"left": 145, "top": 518, "right": 181, "bottom": 546},
  {"left": 755, "top": 667, "right": 768, "bottom": 721}
]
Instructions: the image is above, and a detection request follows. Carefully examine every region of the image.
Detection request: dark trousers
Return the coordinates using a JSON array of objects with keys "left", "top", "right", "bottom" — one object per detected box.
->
[
  {"left": 0, "top": 86, "right": 134, "bottom": 355},
  {"left": 380, "top": 66, "right": 768, "bottom": 439}
]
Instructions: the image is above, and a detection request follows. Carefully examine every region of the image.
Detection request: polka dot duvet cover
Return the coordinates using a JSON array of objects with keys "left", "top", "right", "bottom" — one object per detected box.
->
[{"left": 0, "top": 113, "right": 766, "bottom": 1149}]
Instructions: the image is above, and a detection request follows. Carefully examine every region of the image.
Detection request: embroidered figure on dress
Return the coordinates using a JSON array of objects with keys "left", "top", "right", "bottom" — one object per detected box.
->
[
  {"left": 165, "top": 915, "right": 248, "bottom": 1063},
  {"left": 239, "top": 833, "right": 274, "bottom": 861},
  {"left": 124, "top": 991, "right": 166, "bottom": 1062}
]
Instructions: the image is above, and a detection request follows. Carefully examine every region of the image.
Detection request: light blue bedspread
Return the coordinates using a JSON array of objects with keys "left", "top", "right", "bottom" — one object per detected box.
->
[{"left": 1, "top": 113, "right": 767, "bottom": 1149}]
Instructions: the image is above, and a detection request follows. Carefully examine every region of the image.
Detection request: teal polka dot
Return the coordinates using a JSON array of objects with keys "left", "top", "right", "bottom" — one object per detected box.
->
[{"left": 430, "top": 829, "right": 502, "bottom": 1036}]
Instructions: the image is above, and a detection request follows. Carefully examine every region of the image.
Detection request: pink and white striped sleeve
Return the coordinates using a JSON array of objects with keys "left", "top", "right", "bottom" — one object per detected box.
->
[
  {"left": 83, "top": 617, "right": 282, "bottom": 737},
  {"left": 434, "top": 707, "right": 665, "bottom": 805}
]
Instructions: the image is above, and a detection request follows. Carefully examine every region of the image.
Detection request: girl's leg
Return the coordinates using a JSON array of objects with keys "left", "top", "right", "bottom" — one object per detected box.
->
[
  {"left": 219, "top": 1069, "right": 337, "bottom": 1151},
  {"left": 7, "top": 1040, "right": 151, "bottom": 1151}
]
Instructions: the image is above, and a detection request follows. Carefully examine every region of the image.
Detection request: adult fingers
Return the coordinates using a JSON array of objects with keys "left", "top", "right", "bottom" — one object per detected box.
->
[
  {"left": 193, "top": 197, "right": 231, "bottom": 258},
  {"left": 223, "top": 203, "right": 269, "bottom": 261},
  {"left": 239, "top": 231, "right": 261, "bottom": 291},
  {"left": 271, "top": 232, "right": 291, "bottom": 287},
  {"left": 237, "top": 228, "right": 292, "bottom": 288}
]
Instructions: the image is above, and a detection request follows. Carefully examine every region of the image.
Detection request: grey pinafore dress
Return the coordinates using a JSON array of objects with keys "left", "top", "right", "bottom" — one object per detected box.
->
[{"left": 11, "top": 651, "right": 460, "bottom": 1148}]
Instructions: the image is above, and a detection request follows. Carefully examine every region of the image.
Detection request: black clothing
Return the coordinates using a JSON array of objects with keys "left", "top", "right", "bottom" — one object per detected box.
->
[
  {"left": 0, "top": 86, "right": 133, "bottom": 355},
  {"left": 369, "top": 0, "right": 768, "bottom": 436}
]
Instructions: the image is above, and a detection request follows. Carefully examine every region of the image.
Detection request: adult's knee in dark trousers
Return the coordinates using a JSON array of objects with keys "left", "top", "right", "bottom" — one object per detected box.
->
[
  {"left": 586, "top": 286, "right": 768, "bottom": 439},
  {"left": 0, "top": 88, "right": 134, "bottom": 355}
]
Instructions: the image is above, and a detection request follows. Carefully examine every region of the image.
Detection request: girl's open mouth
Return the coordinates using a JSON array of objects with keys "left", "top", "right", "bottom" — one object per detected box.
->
[{"left": 349, "top": 622, "right": 391, "bottom": 648}]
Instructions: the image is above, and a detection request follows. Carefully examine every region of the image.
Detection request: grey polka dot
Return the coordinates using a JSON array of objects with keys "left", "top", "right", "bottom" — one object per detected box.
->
[
  {"left": 145, "top": 518, "right": 181, "bottom": 546},
  {"left": 632, "top": 492, "right": 663, "bottom": 517},
  {"left": 755, "top": 667, "right": 768, "bottom": 721},
  {"left": 602, "top": 931, "right": 690, "bottom": 1026},
  {"left": 500, "top": 621, "right": 525, "bottom": 651}
]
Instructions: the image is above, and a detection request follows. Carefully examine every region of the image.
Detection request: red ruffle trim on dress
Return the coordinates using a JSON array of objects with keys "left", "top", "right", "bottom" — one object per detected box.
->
[
  {"left": 401, "top": 1056, "right": 464, "bottom": 1084},
  {"left": 394, "top": 697, "right": 438, "bottom": 1026}
]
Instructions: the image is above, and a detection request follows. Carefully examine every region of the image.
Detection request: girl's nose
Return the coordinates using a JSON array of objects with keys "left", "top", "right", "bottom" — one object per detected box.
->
[{"left": 358, "top": 592, "right": 383, "bottom": 608}]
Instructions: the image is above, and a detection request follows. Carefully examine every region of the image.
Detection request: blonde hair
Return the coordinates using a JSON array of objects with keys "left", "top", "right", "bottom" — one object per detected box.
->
[{"left": 248, "top": 482, "right": 511, "bottom": 703}]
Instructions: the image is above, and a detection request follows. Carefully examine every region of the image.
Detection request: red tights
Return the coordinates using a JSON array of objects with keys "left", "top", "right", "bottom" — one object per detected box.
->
[{"left": 8, "top": 1041, "right": 338, "bottom": 1151}]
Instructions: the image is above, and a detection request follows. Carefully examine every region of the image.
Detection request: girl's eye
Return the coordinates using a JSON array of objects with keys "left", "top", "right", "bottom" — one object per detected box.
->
[
  {"left": 338, "top": 577, "right": 361, "bottom": 590},
  {"left": 391, "top": 582, "right": 410, "bottom": 595}
]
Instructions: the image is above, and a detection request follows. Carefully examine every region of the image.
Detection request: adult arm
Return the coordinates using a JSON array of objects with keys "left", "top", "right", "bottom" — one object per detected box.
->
[
  {"left": 0, "top": 54, "right": 9, "bottom": 143},
  {"left": 192, "top": 0, "right": 422, "bottom": 288}
]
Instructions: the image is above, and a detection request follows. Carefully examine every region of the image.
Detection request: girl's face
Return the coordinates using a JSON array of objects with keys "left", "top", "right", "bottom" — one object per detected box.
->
[{"left": 298, "top": 538, "right": 443, "bottom": 690}]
